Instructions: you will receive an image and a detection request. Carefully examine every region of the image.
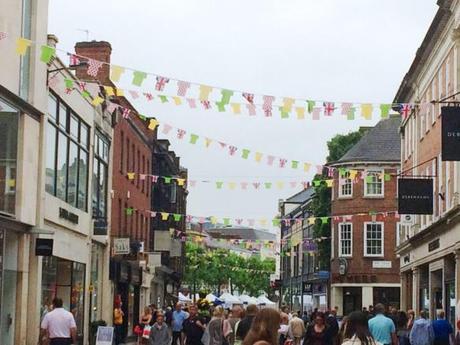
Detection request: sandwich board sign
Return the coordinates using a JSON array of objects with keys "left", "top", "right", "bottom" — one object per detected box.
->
[{"left": 96, "top": 326, "right": 114, "bottom": 345}]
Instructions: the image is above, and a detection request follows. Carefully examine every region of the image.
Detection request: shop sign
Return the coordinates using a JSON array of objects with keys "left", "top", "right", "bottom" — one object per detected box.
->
[
  {"left": 96, "top": 326, "right": 114, "bottom": 345},
  {"left": 302, "top": 282, "right": 312, "bottom": 293},
  {"left": 442, "top": 106, "right": 460, "bottom": 161},
  {"left": 428, "top": 239, "right": 440, "bottom": 252},
  {"left": 35, "top": 238, "right": 53, "bottom": 256},
  {"left": 372, "top": 261, "right": 392, "bottom": 269},
  {"left": 113, "top": 238, "right": 130, "bottom": 255},
  {"left": 59, "top": 207, "right": 79, "bottom": 224},
  {"left": 93, "top": 218, "right": 108, "bottom": 236},
  {"left": 398, "top": 178, "right": 434, "bottom": 215}
]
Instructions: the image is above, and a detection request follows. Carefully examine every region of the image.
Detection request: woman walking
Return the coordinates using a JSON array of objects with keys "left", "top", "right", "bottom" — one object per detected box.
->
[
  {"left": 304, "top": 312, "right": 333, "bottom": 345},
  {"left": 243, "top": 308, "right": 281, "bottom": 345},
  {"left": 341, "top": 311, "right": 381, "bottom": 345},
  {"left": 140, "top": 306, "right": 153, "bottom": 344},
  {"left": 207, "top": 307, "right": 226, "bottom": 345}
]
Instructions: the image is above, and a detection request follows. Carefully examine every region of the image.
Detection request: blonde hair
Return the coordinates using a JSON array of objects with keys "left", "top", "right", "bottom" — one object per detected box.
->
[{"left": 213, "top": 306, "right": 225, "bottom": 318}]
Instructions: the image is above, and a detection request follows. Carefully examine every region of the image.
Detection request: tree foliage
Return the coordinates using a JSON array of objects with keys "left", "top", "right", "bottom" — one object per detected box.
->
[
  {"left": 184, "top": 242, "right": 275, "bottom": 297},
  {"left": 312, "top": 129, "right": 366, "bottom": 270}
]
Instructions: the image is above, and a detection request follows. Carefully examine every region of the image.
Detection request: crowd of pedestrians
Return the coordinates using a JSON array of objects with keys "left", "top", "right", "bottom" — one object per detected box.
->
[{"left": 37, "top": 295, "right": 460, "bottom": 345}]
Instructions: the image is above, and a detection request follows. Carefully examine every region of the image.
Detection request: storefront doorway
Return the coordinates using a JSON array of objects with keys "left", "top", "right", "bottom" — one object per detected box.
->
[{"left": 343, "top": 287, "right": 362, "bottom": 316}]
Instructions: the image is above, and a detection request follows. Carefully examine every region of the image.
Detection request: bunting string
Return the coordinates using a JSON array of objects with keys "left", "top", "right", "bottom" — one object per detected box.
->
[{"left": 1, "top": 35, "right": 422, "bottom": 121}]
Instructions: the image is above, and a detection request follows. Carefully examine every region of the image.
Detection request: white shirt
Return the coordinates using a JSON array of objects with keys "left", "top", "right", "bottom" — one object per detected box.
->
[{"left": 41, "top": 308, "right": 77, "bottom": 338}]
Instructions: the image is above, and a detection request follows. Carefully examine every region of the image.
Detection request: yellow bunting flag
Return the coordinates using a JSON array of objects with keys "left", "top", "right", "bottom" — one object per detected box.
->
[
  {"left": 91, "top": 96, "right": 104, "bottom": 106},
  {"left": 349, "top": 170, "right": 358, "bottom": 179},
  {"left": 199, "top": 85, "right": 213, "bottom": 101},
  {"left": 231, "top": 103, "right": 241, "bottom": 114},
  {"left": 161, "top": 212, "right": 169, "bottom": 221},
  {"left": 16, "top": 38, "right": 32, "bottom": 55},
  {"left": 325, "top": 179, "right": 334, "bottom": 187},
  {"left": 127, "top": 173, "right": 135, "bottom": 180},
  {"left": 104, "top": 86, "right": 115, "bottom": 97},
  {"left": 177, "top": 178, "right": 186, "bottom": 186},
  {"left": 308, "top": 217, "right": 316, "bottom": 225},
  {"left": 172, "top": 96, "right": 182, "bottom": 105},
  {"left": 210, "top": 216, "right": 218, "bottom": 225},
  {"left": 148, "top": 119, "right": 159, "bottom": 131},
  {"left": 295, "top": 107, "right": 305, "bottom": 120},
  {"left": 116, "top": 88, "right": 124, "bottom": 97},
  {"left": 259, "top": 219, "right": 267, "bottom": 226},
  {"left": 282, "top": 98, "right": 295, "bottom": 113},
  {"left": 304, "top": 163, "right": 311, "bottom": 172},
  {"left": 361, "top": 104, "right": 373, "bottom": 120},
  {"left": 111, "top": 65, "right": 125, "bottom": 82},
  {"left": 276, "top": 181, "right": 284, "bottom": 189},
  {"left": 255, "top": 152, "right": 263, "bottom": 162},
  {"left": 205, "top": 138, "right": 213, "bottom": 148},
  {"left": 229, "top": 182, "right": 236, "bottom": 190}
]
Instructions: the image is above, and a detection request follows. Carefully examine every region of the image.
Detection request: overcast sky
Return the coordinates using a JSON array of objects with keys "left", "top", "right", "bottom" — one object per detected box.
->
[{"left": 48, "top": 0, "right": 437, "bottom": 229}]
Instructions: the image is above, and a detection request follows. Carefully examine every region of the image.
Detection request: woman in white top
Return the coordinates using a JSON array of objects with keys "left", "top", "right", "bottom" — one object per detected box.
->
[{"left": 341, "top": 312, "right": 382, "bottom": 345}]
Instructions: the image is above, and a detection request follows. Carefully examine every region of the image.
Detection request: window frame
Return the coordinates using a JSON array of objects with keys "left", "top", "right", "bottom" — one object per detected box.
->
[
  {"left": 92, "top": 131, "right": 110, "bottom": 219},
  {"left": 338, "top": 171, "right": 353, "bottom": 198},
  {"left": 338, "top": 222, "right": 353, "bottom": 257},
  {"left": 363, "top": 222, "right": 384, "bottom": 257},
  {"left": 364, "top": 168, "right": 384, "bottom": 197},
  {"left": 46, "top": 92, "right": 90, "bottom": 211}
]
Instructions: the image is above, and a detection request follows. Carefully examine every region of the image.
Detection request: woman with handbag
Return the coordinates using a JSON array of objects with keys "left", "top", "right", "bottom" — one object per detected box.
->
[{"left": 140, "top": 306, "right": 153, "bottom": 344}]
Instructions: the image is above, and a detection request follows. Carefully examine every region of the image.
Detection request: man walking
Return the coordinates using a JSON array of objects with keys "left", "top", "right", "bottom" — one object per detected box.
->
[
  {"left": 410, "top": 310, "right": 434, "bottom": 345},
  {"left": 224, "top": 305, "right": 243, "bottom": 345},
  {"left": 326, "top": 308, "right": 339, "bottom": 344},
  {"left": 432, "top": 310, "right": 453, "bottom": 345},
  {"left": 368, "top": 304, "right": 397, "bottom": 345},
  {"left": 172, "top": 303, "right": 187, "bottom": 345},
  {"left": 151, "top": 312, "right": 172, "bottom": 345},
  {"left": 40, "top": 298, "right": 77, "bottom": 345},
  {"left": 236, "top": 304, "right": 258, "bottom": 343},
  {"left": 183, "top": 304, "right": 206, "bottom": 345},
  {"left": 288, "top": 312, "right": 306, "bottom": 345}
]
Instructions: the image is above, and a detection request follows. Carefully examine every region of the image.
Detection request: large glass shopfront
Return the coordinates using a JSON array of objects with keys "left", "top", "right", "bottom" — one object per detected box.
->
[{"left": 41, "top": 256, "right": 86, "bottom": 342}]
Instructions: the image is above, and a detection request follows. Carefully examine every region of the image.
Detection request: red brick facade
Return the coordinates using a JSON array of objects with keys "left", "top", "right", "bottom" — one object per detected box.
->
[
  {"left": 330, "top": 166, "right": 401, "bottom": 285},
  {"left": 75, "top": 41, "right": 155, "bottom": 251}
]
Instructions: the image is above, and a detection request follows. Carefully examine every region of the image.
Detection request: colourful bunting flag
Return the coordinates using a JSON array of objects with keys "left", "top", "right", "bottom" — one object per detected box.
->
[
  {"left": 216, "top": 181, "right": 224, "bottom": 189},
  {"left": 161, "top": 212, "right": 169, "bottom": 221},
  {"left": 173, "top": 214, "right": 182, "bottom": 222},
  {"left": 148, "top": 119, "right": 159, "bottom": 131},
  {"left": 347, "top": 107, "right": 356, "bottom": 120},
  {"left": 125, "top": 207, "right": 134, "bottom": 216},
  {"left": 361, "top": 104, "right": 373, "bottom": 120},
  {"left": 199, "top": 85, "right": 213, "bottom": 101},
  {"left": 127, "top": 173, "right": 135, "bottom": 180},
  {"left": 190, "top": 134, "right": 199, "bottom": 144},
  {"left": 231, "top": 103, "right": 241, "bottom": 114},
  {"left": 132, "top": 71, "right": 147, "bottom": 86},
  {"left": 380, "top": 104, "right": 391, "bottom": 119},
  {"left": 40, "top": 45, "right": 55, "bottom": 63},
  {"left": 65, "top": 78, "right": 74, "bottom": 89},
  {"left": 104, "top": 86, "right": 114, "bottom": 96},
  {"left": 177, "top": 178, "right": 186, "bottom": 186},
  {"left": 242, "top": 149, "right": 250, "bottom": 159},
  {"left": 164, "top": 177, "right": 172, "bottom": 184},
  {"left": 307, "top": 100, "right": 315, "bottom": 113},
  {"left": 111, "top": 65, "right": 125, "bottom": 82},
  {"left": 295, "top": 107, "right": 305, "bottom": 120},
  {"left": 172, "top": 96, "right": 182, "bottom": 105},
  {"left": 16, "top": 38, "right": 32, "bottom": 55}
]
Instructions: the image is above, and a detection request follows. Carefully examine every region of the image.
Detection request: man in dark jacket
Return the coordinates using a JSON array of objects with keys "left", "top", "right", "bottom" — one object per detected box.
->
[
  {"left": 236, "top": 304, "right": 258, "bottom": 342},
  {"left": 183, "top": 305, "right": 206, "bottom": 345}
]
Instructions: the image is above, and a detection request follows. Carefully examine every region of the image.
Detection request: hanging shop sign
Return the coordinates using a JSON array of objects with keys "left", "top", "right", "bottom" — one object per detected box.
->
[
  {"left": 113, "top": 238, "right": 130, "bottom": 255},
  {"left": 302, "top": 282, "right": 313, "bottom": 293},
  {"left": 35, "top": 238, "right": 53, "bottom": 256},
  {"left": 442, "top": 106, "right": 460, "bottom": 161},
  {"left": 398, "top": 178, "right": 433, "bottom": 215}
]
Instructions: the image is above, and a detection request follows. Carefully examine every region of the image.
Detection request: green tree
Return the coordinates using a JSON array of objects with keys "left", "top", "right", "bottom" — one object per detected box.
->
[{"left": 326, "top": 128, "right": 368, "bottom": 162}]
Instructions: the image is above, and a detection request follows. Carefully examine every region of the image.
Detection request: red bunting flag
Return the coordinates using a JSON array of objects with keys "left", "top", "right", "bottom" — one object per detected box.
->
[
  {"left": 228, "top": 146, "right": 238, "bottom": 156},
  {"left": 177, "top": 81, "right": 191, "bottom": 96},
  {"left": 121, "top": 108, "right": 131, "bottom": 119},
  {"left": 87, "top": 58, "right": 104, "bottom": 77},
  {"left": 323, "top": 102, "right": 335, "bottom": 116},
  {"left": 155, "top": 76, "right": 169, "bottom": 91},
  {"left": 263, "top": 95, "right": 275, "bottom": 117},
  {"left": 177, "top": 129, "right": 186, "bottom": 139},
  {"left": 143, "top": 93, "right": 154, "bottom": 101},
  {"left": 243, "top": 93, "right": 254, "bottom": 104}
]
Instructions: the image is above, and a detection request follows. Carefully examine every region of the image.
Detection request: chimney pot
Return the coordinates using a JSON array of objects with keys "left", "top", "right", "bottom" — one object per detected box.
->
[{"left": 47, "top": 34, "right": 59, "bottom": 48}]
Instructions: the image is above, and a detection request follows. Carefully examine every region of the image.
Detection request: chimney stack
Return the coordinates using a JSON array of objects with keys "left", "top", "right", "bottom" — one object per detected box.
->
[{"left": 74, "top": 41, "right": 112, "bottom": 84}]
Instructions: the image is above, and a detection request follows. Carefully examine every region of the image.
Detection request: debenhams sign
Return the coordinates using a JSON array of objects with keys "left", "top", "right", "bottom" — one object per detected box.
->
[
  {"left": 398, "top": 178, "right": 433, "bottom": 215},
  {"left": 442, "top": 106, "right": 460, "bottom": 161}
]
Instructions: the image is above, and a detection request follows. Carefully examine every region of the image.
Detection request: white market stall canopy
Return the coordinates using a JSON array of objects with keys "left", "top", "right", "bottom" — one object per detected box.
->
[
  {"left": 239, "top": 295, "right": 258, "bottom": 305},
  {"left": 178, "top": 292, "right": 192, "bottom": 303},
  {"left": 256, "top": 295, "right": 276, "bottom": 307}
]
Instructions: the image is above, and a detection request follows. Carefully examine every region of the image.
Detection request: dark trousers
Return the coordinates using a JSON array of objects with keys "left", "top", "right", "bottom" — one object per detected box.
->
[
  {"left": 172, "top": 331, "right": 182, "bottom": 345},
  {"left": 49, "top": 338, "right": 72, "bottom": 345},
  {"left": 114, "top": 324, "right": 125, "bottom": 345}
]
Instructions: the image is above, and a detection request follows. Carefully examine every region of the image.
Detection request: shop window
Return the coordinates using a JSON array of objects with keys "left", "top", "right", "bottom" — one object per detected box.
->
[
  {"left": 364, "top": 169, "right": 384, "bottom": 197},
  {"left": 40, "top": 257, "right": 86, "bottom": 340},
  {"left": 0, "top": 98, "right": 19, "bottom": 215},
  {"left": 364, "top": 222, "right": 384, "bottom": 257},
  {"left": 46, "top": 93, "right": 89, "bottom": 211},
  {"left": 92, "top": 132, "right": 110, "bottom": 219}
]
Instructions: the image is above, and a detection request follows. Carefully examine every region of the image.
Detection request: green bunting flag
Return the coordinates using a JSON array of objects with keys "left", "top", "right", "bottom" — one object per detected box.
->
[
  {"left": 173, "top": 214, "right": 182, "bottom": 222},
  {"left": 223, "top": 218, "right": 230, "bottom": 226},
  {"left": 138, "top": 114, "right": 147, "bottom": 121},
  {"left": 190, "top": 134, "right": 199, "bottom": 144},
  {"left": 216, "top": 181, "right": 224, "bottom": 189},
  {"left": 164, "top": 177, "right": 172, "bottom": 184},
  {"left": 64, "top": 78, "right": 74, "bottom": 89},
  {"left": 264, "top": 182, "right": 272, "bottom": 189},
  {"left": 159, "top": 95, "right": 168, "bottom": 103},
  {"left": 242, "top": 149, "right": 250, "bottom": 159},
  {"left": 365, "top": 175, "right": 373, "bottom": 183},
  {"left": 279, "top": 107, "right": 290, "bottom": 119},
  {"left": 347, "top": 108, "right": 356, "bottom": 120},
  {"left": 291, "top": 160, "right": 299, "bottom": 169},
  {"left": 380, "top": 104, "right": 391, "bottom": 119},
  {"left": 40, "top": 45, "right": 55, "bottom": 63},
  {"left": 132, "top": 71, "right": 147, "bottom": 87},
  {"left": 220, "top": 89, "right": 233, "bottom": 105},
  {"left": 216, "top": 102, "right": 226, "bottom": 112},
  {"left": 272, "top": 219, "right": 281, "bottom": 227},
  {"left": 307, "top": 100, "right": 315, "bottom": 113},
  {"left": 339, "top": 167, "right": 347, "bottom": 177},
  {"left": 313, "top": 180, "right": 321, "bottom": 187},
  {"left": 384, "top": 173, "right": 391, "bottom": 181},
  {"left": 125, "top": 207, "right": 134, "bottom": 216},
  {"left": 320, "top": 217, "right": 329, "bottom": 224},
  {"left": 81, "top": 90, "right": 91, "bottom": 98}
]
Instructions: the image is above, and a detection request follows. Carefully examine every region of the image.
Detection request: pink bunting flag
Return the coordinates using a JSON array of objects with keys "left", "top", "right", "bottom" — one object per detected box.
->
[
  {"left": 64, "top": 88, "right": 73, "bottom": 95},
  {"left": 290, "top": 182, "right": 297, "bottom": 188},
  {"left": 228, "top": 146, "right": 238, "bottom": 156},
  {"left": 129, "top": 90, "right": 139, "bottom": 99},
  {"left": 87, "top": 58, "right": 104, "bottom": 77},
  {"left": 162, "top": 123, "right": 173, "bottom": 134},
  {"left": 106, "top": 102, "right": 118, "bottom": 114},
  {"left": 139, "top": 174, "right": 146, "bottom": 180},
  {"left": 186, "top": 98, "right": 197, "bottom": 108},
  {"left": 77, "top": 81, "right": 86, "bottom": 91},
  {"left": 155, "top": 76, "right": 170, "bottom": 91},
  {"left": 177, "top": 129, "right": 187, "bottom": 139},
  {"left": 201, "top": 100, "right": 212, "bottom": 110},
  {"left": 218, "top": 142, "right": 227, "bottom": 149},
  {"left": 246, "top": 104, "right": 257, "bottom": 116},
  {"left": 198, "top": 217, "right": 206, "bottom": 224},
  {"left": 241, "top": 182, "right": 248, "bottom": 190},
  {"left": 316, "top": 165, "right": 323, "bottom": 174},
  {"left": 150, "top": 211, "right": 157, "bottom": 218},
  {"left": 177, "top": 81, "right": 191, "bottom": 97},
  {"left": 151, "top": 175, "right": 159, "bottom": 183},
  {"left": 186, "top": 215, "right": 193, "bottom": 223},
  {"left": 48, "top": 75, "right": 59, "bottom": 88},
  {"left": 295, "top": 219, "right": 302, "bottom": 225},
  {"left": 263, "top": 95, "right": 275, "bottom": 117},
  {"left": 267, "top": 155, "right": 275, "bottom": 166},
  {"left": 121, "top": 108, "right": 131, "bottom": 119},
  {"left": 312, "top": 107, "right": 321, "bottom": 120},
  {"left": 323, "top": 102, "right": 335, "bottom": 116},
  {"left": 143, "top": 93, "right": 154, "bottom": 101},
  {"left": 341, "top": 102, "right": 353, "bottom": 115},
  {"left": 253, "top": 182, "right": 261, "bottom": 189},
  {"left": 283, "top": 219, "right": 291, "bottom": 226},
  {"left": 243, "top": 92, "right": 254, "bottom": 104},
  {"left": 279, "top": 158, "right": 287, "bottom": 168}
]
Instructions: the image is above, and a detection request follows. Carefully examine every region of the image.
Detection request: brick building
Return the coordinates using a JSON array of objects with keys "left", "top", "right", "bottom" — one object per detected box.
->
[
  {"left": 393, "top": 0, "right": 460, "bottom": 324},
  {"left": 75, "top": 41, "right": 155, "bottom": 339},
  {"left": 328, "top": 116, "right": 401, "bottom": 316}
]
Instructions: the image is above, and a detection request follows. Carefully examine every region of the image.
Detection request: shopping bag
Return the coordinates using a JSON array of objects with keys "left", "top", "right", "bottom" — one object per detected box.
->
[{"left": 142, "top": 325, "right": 152, "bottom": 339}]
